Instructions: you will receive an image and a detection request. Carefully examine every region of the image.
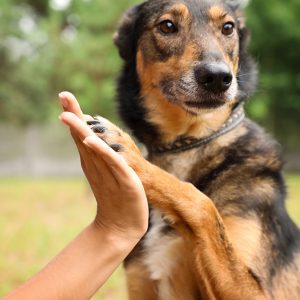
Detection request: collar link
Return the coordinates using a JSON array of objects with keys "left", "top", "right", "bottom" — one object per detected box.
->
[{"left": 150, "top": 104, "right": 245, "bottom": 155}]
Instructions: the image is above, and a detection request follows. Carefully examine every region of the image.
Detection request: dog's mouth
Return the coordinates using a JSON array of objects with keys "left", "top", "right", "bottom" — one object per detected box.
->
[
  {"left": 185, "top": 99, "right": 226, "bottom": 109},
  {"left": 159, "top": 75, "right": 237, "bottom": 113}
]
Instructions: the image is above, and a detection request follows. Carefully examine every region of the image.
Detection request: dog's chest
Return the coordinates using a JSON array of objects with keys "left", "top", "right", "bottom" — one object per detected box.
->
[
  {"left": 142, "top": 152, "right": 200, "bottom": 299},
  {"left": 143, "top": 209, "right": 197, "bottom": 299},
  {"left": 149, "top": 149, "right": 200, "bottom": 181},
  {"left": 143, "top": 209, "right": 182, "bottom": 281}
]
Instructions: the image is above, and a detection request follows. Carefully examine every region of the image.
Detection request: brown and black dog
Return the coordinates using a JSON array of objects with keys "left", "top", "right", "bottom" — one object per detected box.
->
[{"left": 89, "top": 0, "right": 300, "bottom": 299}]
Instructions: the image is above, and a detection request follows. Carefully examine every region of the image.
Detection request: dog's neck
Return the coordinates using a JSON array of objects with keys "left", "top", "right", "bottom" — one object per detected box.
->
[{"left": 150, "top": 103, "right": 245, "bottom": 155}]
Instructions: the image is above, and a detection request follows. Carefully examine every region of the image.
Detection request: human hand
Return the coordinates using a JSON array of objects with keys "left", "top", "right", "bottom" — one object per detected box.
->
[{"left": 58, "top": 92, "right": 149, "bottom": 243}]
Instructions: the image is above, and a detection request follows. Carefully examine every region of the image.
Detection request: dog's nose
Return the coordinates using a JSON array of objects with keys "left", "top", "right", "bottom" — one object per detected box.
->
[{"left": 194, "top": 63, "right": 233, "bottom": 93}]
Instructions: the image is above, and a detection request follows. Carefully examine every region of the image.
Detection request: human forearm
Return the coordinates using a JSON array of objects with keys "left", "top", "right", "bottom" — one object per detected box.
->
[{"left": 4, "top": 223, "right": 137, "bottom": 300}]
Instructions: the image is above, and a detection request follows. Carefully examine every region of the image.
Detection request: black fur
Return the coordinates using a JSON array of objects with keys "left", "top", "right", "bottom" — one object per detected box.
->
[
  {"left": 237, "top": 26, "right": 258, "bottom": 100},
  {"left": 117, "top": 61, "right": 161, "bottom": 145},
  {"left": 115, "top": 0, "right": 257, "bottom": 146},
  {"left": 113, "top": 4, "right": 142, "bottom": 60},
  {"left": 114, "top": 0, "right": 300, "bottom": 296},
  {"left": 194, "top": 121, "right": 300, "bottom": 281}
]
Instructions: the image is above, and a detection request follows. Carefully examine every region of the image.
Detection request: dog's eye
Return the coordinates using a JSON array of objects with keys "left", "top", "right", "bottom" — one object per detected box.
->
[
  {"left": 158, "top": 20, "right": 178, "bottom": 34},
  {"left": 222, "top": 22, "right": 235, "bottom": 36}
]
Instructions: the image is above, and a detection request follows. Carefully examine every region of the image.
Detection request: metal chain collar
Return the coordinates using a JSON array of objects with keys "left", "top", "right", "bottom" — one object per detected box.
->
[{"left": 150, "top": 104, "right": 245, "bottom": 155}]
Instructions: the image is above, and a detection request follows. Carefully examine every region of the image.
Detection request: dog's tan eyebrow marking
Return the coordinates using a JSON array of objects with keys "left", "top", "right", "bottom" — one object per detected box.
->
[
  {"left": 157, "top": 4, "right": 190, "bottom": 27},
  {"left": 166, "top": 3, "right": 190, "bottom": 20},
  {"left": 209, "top": 5, "right": 228, "bottom": 21}
]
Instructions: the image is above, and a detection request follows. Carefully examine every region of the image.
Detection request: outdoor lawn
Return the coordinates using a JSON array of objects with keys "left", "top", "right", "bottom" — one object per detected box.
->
[
  {"left": 0, "top": 174, "right": 299, "bottom": 299},
  {"left": 0, "top": 179, "right": 126, "bottom": 299}
]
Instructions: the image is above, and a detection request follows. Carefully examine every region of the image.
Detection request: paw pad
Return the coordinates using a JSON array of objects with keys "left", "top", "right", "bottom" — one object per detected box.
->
[{"left": 87, "top": 120, "right": 100, "bottom": 126}]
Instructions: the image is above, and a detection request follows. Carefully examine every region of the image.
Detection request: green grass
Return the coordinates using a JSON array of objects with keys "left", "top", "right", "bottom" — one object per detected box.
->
[
  {"left": 0, "top": 179, "right": 126, "bottom": 299},
  {"left": 0, "top": 175, "right": 299, "bottom": 299},
  {"left": 286, "top": 174, "right": 300, "bottom": 226}
]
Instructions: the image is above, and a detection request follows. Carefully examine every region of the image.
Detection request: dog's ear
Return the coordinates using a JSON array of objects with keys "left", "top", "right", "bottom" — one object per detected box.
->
[
  {"left": 225, "top": 0, "right": 250, "bottom": 10},
  {"left": 113, "top": 5, "right": 141, "bottom": 61}
]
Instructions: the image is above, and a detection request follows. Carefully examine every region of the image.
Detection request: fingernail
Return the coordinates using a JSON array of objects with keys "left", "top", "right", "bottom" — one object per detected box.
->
[
  {"left": 58, "top": 93, "right": 68, "bottom": 108},
  {"left": 58, "top": 114, "right": 64, "bottom": 122}
]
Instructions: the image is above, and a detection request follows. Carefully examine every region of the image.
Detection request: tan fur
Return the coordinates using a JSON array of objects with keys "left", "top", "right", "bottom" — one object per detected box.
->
[
  {"left": 159, "top": 239, "right": 199, "bottom": 300},
  {"left": 209, "top": 5, "right": 227, "bottom": 21},
  {"left": 137, "top": 47, "right": 236, "bottom": 143},
  {"left": 137, "top": 167, "right": 267, "bottom": 299},
  {"left": 224, "top": 216, "right": 263, "bottom": 267},
  {"left": 171, "top": 3, "right": 190, "bottom": 19},
  {"left": 93, "top": 111, "right": 294, "bottom": 299},
  {"left": 272, "top": 253, "right": 300, "bottom": 300},
  {"left": 135, "top": 2, "right": 241, "bottom": 143},
  {"left": 125, "top": 260, "right": 158, "bottom": 300},
  {"left": 208, "top": 6, "right": 240, "bottom": 75},
  {"left": 149, "top": 122, "right": 247, "bottom": 188},
  {"left": 93, "top": 2, "right": 300, "bottom": 298},
  {"left": 143, "top": 216, "right": 199, "bottom": 300},
  {"left": 158, "top": 3, "right": 190, "bottom": 24}
]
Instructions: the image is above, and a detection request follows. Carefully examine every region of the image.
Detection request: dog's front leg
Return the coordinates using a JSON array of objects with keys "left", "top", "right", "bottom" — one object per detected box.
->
[
  {"left": 140, "top": 163, "right": 268, "bottom": 300},
  {"left": 89, "top": 117, "right": 269, "bottom": 300}
]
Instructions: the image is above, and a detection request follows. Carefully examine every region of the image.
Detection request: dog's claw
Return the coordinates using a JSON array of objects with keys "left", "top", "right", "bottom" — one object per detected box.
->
[{"left": 87, "top": 120, "right": 100, "bottom": 126}]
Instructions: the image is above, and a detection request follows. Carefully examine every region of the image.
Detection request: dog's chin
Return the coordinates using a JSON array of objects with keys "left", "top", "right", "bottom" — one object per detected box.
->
[
  {"left": 182, "top": 98, "right": 229, "bottom": 115},
  {"left": 162, "top": 90, "right": 235, "bottom": 115}
]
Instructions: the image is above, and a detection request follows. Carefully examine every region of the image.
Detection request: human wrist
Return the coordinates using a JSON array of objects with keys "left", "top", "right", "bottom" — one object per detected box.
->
[{"left": 91, "top": 220, "right": 144, "bottom": 254}]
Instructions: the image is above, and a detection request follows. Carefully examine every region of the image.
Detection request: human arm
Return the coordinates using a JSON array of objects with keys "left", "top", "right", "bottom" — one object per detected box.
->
[
  {"left": 4, "top": 224, "right": 139, "bottom": 300},
  {"left": 3, "top": 92, "right": 148, "bottom": 300}
]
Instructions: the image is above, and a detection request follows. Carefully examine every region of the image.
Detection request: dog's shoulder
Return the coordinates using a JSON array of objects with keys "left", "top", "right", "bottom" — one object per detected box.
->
[
  {"left": 195, "top": 119, "right": 287, "bottom": 223},
  {"left": 196, "top": 119, "right": 284, "bottom": 197},
  {"left": 194, "top": 119, "right": 300, "bottom": 283}
]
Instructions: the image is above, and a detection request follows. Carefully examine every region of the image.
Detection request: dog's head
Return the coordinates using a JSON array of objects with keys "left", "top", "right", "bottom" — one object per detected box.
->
[
  {"left": 115, "top": 0, "right": 257, "bottom": 142},
  {"left": 115, "top": 0, "right": 255, "bottom": 109}
]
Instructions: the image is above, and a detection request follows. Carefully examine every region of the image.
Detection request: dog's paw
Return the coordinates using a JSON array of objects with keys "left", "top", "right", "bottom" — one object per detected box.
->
[{"left": 87, "top": 116, "right": 143, "bottom": 170}]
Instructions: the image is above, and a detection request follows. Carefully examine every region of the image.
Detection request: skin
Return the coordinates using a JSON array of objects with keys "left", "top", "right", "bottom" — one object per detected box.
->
[{"left": 3, "top": 92, "right": 148, "bottom": 300}]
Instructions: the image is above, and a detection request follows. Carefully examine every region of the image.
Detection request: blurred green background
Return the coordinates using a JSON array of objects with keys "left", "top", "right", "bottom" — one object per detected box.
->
[{"left": 0, "top": 0, "right": 299, "bottom": 299}]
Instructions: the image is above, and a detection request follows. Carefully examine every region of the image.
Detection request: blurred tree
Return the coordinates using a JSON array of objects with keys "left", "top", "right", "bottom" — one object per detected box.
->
[
  {"left": 0, "top": 0, "right": 59, "bottom": 124},
  {"left": 0, "top": 0, "right": 139, "bottom": 125},
  {"left": 0, "top": 0, "right": 299, "bottom": 150},
  {"left": 246, "top": 0, "right": 300, "bottom": 151}
]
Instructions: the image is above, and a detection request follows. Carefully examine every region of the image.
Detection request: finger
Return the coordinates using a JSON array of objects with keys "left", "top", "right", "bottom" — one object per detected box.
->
[
  {"left": 59, "top": 112, "right": 118, "bottom": 186},
  {"left": 83, "top": 114, "right": 94, "bottom": 123},
  {"left": 74, "top": 133, "right": 120, "bottom": 189},
  {"left": 83, "top": 135, "right": 133, "bottom": 182},
  {"left": 60, "top": 111, "right": 95, "bottom": 141},
  {"left": 79, "top": 151, "right": 117, "bottom": 191},
  {"left": 59, "top": 110, "right": 99, "bottom": 178},
  {"left": 58, "top": 91, "right": 84, "bottom": 119}
]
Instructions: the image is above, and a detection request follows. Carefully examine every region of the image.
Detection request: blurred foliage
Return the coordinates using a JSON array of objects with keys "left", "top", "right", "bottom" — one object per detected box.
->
[
  {"left": 0, "top": 0, "right": 299, "bottom": 150},
  {"left": 0, "top": 0, "right": 139, "bottom": 125},
  {"left": 246, "top": 0, "right": 300, "bottom": 151}
]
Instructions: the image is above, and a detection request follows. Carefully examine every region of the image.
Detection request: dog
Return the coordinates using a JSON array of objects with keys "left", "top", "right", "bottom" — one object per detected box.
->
[{"left": 88, "top": 0, "right": 300, "bottom": 298}]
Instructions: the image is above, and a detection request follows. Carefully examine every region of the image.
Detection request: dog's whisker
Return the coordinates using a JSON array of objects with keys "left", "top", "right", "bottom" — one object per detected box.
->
[{"left": 112, "top": 2, "right": 299, "bottom": 297}]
